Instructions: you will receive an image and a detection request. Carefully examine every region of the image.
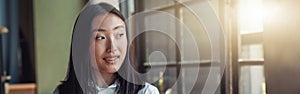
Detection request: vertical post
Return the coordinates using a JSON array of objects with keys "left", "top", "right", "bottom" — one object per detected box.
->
[
  {"left": 119, "top": 0, "right": 128, "bottom": 19},
  {"left": 0, "top": 0, "right": 7, "bottom": 93},
  {"left": 0, "top": 34, "right": 4, "bottom": 94},
  {"left": 8, "top": 0, "right": 19, "bottom": 83},
  {"left": 231, "top": 0, "right": 240, "bottom": 93},
  {"left": 174, "top": 2, "right": 182, "bottom": 94},
  {"left": 220, "top": 0, "right": 232, "bottom": 94},
  {"left": 133, "top": 0, "right": 146, "bottom": 73}
]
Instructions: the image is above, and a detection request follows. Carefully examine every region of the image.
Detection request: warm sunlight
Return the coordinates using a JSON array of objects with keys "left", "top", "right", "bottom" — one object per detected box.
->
[{"left": 238, "top": 0, "right": 264, "bottom": 34}]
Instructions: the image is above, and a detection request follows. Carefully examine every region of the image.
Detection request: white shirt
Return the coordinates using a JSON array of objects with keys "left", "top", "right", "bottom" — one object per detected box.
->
[{"left": 96, "top": 81, "right": 160, "bottom": 94}]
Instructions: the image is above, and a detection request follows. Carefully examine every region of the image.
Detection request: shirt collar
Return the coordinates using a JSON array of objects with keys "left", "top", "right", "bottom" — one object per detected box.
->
[{"left": 95, "top": 80, "right": 119, "bottom": 90}]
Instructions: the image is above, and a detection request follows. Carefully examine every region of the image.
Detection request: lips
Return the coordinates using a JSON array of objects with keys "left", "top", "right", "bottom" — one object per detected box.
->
[{"left": 103, "top": 55, "right": 120, "bottom": 64}]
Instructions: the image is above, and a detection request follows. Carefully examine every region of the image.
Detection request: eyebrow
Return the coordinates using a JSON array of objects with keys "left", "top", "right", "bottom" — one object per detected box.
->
[
  {"left": 113, "top": 25, "right": 125, "bottom": 30},
  {"left": 94, "top": 25, "right": 125, "bottom": 32}
]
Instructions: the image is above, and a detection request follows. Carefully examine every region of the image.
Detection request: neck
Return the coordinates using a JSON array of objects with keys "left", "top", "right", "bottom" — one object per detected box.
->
[{"left": 95, "top": 72, "right": 116, "bottom": 88}]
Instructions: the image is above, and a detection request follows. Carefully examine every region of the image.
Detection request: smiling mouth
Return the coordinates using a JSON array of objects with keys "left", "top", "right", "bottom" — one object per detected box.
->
[{"left": 103, "top": 55, "right": 120, "bottom": 64}]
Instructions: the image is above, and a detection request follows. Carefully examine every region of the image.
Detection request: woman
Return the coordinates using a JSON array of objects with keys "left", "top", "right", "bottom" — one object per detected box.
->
[{"left": 54, "top": 3, "right": 159, "bottom": 94}]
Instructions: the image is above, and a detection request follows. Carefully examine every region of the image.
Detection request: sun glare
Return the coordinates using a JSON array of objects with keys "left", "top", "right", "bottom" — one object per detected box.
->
[{"left": 238, "top": 0, "right": 264, "bottom": 34}]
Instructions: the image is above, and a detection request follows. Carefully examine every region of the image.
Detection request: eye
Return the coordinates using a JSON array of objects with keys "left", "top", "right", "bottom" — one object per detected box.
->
[
  {"left": 96, "top": 36, "right": 105, "bottom": 40},
  {"left": 117, "top": 33, "right": 124, "bottom": 38}
]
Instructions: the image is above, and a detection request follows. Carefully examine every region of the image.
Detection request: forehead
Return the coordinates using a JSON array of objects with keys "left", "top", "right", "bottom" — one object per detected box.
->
[{"left": 92, "top": 13, "right": 125, "bottom": 29}]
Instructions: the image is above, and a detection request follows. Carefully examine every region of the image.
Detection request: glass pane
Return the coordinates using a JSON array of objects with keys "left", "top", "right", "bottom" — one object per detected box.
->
[
  {"left": 143, "top": 0, "right": 174, "bottom": 10},
  {"left": 146, "top": 66, "right": 221, "bottom": 94},
  {"left": 181, "top": 3, "right": 211, "bottom": 62},
  {"left": 240, "top": 65, "right": 266, "bottom": 94},
  {"left": 238, "top": 0, "right": 264, "bottom": 34},
  {"left": 239, "top": 44, "right": 264, "bottom": 61},
  {"left": 144, "top": 8, "right": 177, "bottom": 64},
  {"left": 146, "top": 67, "right": 177, "bottom": 94},
  {"left": 209, "top": 0, "right": 220, "bottom": 15},
  {"left": 184, "top": 66, "right": 221, "bottom": 94}
]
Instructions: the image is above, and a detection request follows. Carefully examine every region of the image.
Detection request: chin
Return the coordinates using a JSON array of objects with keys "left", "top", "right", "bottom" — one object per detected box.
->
[{"left": 106, "top": 70, "right": 118, "bottom": 74}]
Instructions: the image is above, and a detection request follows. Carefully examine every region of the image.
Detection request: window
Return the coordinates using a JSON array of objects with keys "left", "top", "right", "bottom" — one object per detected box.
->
[
  {"left": 121, "top": 0, "right": 267, "bottom": 94},
  {"left": 237, "top": 0, "right": 266, "bottom": 94},
  {"left": 125, "top": 0, "right": 223, "bottom": 94}
]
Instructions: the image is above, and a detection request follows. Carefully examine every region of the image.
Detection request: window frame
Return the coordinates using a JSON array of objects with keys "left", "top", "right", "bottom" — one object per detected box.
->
[{"left": 131, "top": 0, "right": 226, "bottom": 94}]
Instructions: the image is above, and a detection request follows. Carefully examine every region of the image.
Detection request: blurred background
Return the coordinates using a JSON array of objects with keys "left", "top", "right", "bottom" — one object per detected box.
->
[{"left": 1, "top": 0, "right": 300, "bottom": 94}]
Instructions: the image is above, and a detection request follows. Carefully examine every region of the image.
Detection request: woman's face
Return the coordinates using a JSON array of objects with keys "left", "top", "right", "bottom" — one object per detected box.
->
[{"left": 91, "top": 13, "right": 127, "bottom": 74}]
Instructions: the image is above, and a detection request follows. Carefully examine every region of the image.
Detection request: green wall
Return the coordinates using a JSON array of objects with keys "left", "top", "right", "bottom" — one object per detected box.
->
[{"left": 33, "top": 0, "right": 83, "bottom": 93}]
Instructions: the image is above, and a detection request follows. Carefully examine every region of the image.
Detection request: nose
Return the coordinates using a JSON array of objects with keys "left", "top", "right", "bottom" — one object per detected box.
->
[{"left": 106, "top": 36, "right": 117, "bottom": 53}]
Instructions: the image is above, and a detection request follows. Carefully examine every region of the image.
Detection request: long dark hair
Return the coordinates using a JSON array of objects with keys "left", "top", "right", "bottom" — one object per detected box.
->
[{"left": 56, "top": 3, "right": 145, "bottom": 94}]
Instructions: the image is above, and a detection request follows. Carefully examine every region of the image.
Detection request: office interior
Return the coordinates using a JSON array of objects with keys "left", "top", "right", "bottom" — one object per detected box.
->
[{"left": 1, "top": 0, "right": 300, "bottom": 94}]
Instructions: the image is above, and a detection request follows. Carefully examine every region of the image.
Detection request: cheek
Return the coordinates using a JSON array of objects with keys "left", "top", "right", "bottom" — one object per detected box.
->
[
  {"left": 120, "top": 39, "right": 128, "bottom": 54},
  {"left": 117, "top": 39, "right": 128, "bottom": 62},
  {"left": 90, "top": 42, "right": 98, "bottom": 69},
  {"left": 95, "top": 43, "right": 106, "bottom": 59}
]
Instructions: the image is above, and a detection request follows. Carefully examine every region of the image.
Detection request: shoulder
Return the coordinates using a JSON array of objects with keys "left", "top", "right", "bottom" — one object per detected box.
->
[
  {"left": 138, "top": 83, "right": 160, "bottom": 94},
  {"left": 53, "top": 85, "right": 61, "bottom": 94},
  {"left": 52, "top": 81, "right": 83, "bottom": 94}
]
